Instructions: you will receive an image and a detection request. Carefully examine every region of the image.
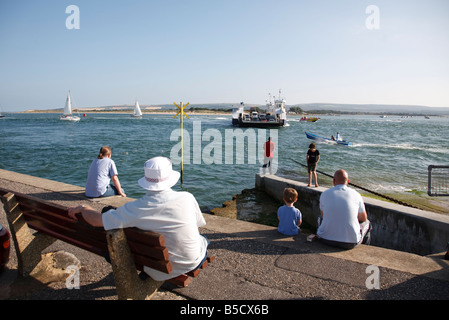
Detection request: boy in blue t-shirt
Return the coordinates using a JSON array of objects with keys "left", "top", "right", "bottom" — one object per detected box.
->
[{"left": 277, "top": 188, "right": 302, "bottom": 236}]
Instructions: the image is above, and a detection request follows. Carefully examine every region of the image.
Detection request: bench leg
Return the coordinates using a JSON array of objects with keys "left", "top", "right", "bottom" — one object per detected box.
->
[
  {"left": 106, "top": 228, "right": 164, "bottom": 300},
  {"left": 1, "top": 192, "right": 57, "bottom": 277},
  {"left": 168, "top": 255, "right": 216, "bottom": 287}
]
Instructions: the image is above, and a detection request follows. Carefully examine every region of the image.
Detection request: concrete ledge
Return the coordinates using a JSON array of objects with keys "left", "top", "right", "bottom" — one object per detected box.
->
[
  {"left": 1, "top": 169, "right": 449, "bottom": 300},
  {"left": 256, "top": 174, "right": 449, "bottom": 255},
  {"left": 0, "top": 169, "right": 134, "bottom": 209},
  {"left": 202, "top": 214, "right": 449, "bottom": 281}
]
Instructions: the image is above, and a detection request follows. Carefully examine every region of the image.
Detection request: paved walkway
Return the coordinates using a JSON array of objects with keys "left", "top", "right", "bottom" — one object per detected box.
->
[{"left": 1, "top": 169, "right": 448, "bottom": 301}]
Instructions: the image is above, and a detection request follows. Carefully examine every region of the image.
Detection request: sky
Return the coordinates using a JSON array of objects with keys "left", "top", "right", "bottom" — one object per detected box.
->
[{"left": 1, "top": 0, "right": 449, "bottom": 111}]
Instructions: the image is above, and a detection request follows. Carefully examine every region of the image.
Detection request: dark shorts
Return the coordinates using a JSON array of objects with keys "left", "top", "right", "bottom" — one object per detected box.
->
[
  {"left": 193, "top": 234, "right": 210, "bottom": 271},
  {"left": 317, "top": 217, "right": 372, "bottom": 249},
  {"left": 308, "top": 162, "right": 317, "bottom": 172}
]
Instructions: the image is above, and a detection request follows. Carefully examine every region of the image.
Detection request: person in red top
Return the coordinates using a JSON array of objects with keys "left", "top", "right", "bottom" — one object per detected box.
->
[{"left": 262, "top": 137, "right": 275, "bottom": 175}]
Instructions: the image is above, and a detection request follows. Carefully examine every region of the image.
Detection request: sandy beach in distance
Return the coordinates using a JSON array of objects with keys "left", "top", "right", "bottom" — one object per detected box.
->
[{"left": 21, "top": 109, "right": 233, "bottom": 116}]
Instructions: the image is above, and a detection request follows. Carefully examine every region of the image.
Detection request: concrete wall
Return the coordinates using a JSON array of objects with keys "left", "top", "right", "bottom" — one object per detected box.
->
[{"left": 255, "top": 174, "right": 449, "bottom": 255}]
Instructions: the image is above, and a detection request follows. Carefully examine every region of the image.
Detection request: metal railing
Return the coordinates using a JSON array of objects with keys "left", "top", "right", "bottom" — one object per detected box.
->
[{"left": 428, "top": 165, "right": 449, "bottom": 196}]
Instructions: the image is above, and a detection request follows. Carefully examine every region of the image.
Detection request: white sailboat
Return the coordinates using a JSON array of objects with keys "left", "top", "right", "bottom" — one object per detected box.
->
[
  {"left": 60, "top": 91, "right": 80, "bottom": 122},
  {"left": 131, "top": 100, "right": 143, "bottom": 118}
]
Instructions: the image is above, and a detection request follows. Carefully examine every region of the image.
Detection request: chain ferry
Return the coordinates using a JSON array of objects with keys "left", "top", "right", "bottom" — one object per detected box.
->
[{"left": 232, "top": 90, "right": 287, "bottom": 128}]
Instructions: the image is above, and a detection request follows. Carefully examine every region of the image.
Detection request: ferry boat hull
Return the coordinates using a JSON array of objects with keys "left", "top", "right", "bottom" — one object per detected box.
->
[
  {"left": 232, "top": 90, "right": 287, "bottom": 128},
  {"left": 233, "top": 118, "right": 286, "bottom": 128}
]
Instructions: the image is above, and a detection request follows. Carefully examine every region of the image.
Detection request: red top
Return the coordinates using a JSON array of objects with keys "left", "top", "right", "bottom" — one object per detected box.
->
[{"left": 264, "top": 141, "right": 275, "bottom": 158}]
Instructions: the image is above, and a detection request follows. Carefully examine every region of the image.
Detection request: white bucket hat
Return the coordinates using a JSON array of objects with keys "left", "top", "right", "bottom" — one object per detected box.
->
[{"left": 138, "top": 157, "right": 180, "bottom": 191}]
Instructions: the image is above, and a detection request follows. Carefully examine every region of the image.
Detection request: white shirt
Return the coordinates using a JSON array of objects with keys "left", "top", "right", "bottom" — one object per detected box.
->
[
  {"left": 102, "top": 189, "right": 208, "bottom": 281},
  {"left": 317, "top": 184, "right": 366, "bottom": 244}
]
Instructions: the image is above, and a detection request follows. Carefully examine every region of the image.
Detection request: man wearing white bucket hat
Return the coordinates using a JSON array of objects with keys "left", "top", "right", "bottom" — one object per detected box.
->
[{"left": 68, "top": 156, "right": 209, "bottom": 281}]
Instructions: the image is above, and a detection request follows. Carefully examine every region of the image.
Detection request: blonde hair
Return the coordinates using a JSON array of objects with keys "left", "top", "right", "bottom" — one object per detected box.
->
[
  {"left": 98, "top": 146, "right": 111, "bottom": 159},
  {"left": 283, "top": 188, "right": 298, "bottom": 203}
]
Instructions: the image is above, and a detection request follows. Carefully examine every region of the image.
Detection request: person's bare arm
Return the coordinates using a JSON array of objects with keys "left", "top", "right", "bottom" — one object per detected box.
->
[
  {"left": 358, "top": 210, "right": 367, "bottom": 223},
  {"left": 68, "top": 205, "right": 104, "bottom": 227},
  {"left": 111, "top": 175, "right": 126, "bottom": 197}
]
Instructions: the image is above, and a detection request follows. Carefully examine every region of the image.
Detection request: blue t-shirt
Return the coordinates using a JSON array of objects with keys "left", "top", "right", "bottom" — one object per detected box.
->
[
  {"left": 277, "top": 205, "right": 301, "bottom": 236},
  {"left": 85, "top": 158, "right": 118, "bottom": 197}
]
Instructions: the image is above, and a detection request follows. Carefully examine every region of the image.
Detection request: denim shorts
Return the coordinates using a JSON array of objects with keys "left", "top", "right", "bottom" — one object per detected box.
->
[
  {"left": 193, "top": 234, "right": 210, "bottom": 271},
  {"left": 100, "top": 183, "right": 121, "bottom": 197}
]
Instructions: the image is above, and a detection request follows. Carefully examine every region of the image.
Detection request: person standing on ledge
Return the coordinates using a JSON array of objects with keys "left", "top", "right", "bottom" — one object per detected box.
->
[
  {"left": 85, "top": 146, "right": 126, "bottom": 198},
  {"left": 306, "top": 143, "right": 320, "bottom": 187},
  {"left": 317, "top": 169, "right": 371, "bottom": 249},
  {"left": 262, "top": 136, "right": 275, "bottom": 175}
]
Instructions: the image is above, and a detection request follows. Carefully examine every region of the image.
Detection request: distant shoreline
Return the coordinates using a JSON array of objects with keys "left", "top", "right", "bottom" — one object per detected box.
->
[
  {"left": 20, "top": 109, "right": 233, "bottom": 116},
  {"left": 19, "top": 109, "right": 449, "bottom": 117},
  {"left": 8, "top": 100, "right": 449, "bottom": 116}
]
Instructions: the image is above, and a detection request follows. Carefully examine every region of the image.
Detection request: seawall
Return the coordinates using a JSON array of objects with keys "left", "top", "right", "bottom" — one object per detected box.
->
[
  {"left": 1, "top": 169, "right": 449, "bottom": 300},
  {"left": 255, "top": 174, "right": 449, "bottom": 255}
]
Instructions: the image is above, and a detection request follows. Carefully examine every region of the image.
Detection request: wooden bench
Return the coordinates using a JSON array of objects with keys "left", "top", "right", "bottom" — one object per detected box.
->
[{"left": 0, "top": 187, "right": 214, "bottom": 300}]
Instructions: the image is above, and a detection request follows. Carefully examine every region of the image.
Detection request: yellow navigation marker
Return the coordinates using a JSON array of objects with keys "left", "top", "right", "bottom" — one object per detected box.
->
[{"left": 173, "top": 102, "right": 190, "bottom": 183}]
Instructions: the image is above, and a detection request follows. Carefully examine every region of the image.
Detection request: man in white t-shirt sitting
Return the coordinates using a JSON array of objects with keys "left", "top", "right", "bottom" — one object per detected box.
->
[
  {"left": 68, "top": 156, "right": 209, "bottom": 281},
  {"left": 317, "top": 169, "right": 371, "bottom": 249}
]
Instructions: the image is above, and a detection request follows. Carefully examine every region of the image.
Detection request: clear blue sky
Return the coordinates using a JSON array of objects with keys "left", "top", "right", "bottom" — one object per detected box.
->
[{"left": 1, "top": 0, "right": 448, "bottom": 111}]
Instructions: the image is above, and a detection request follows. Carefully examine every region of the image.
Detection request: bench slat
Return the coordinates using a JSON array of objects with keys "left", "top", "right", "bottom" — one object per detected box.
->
[
  {"left": 10, "top": 194, "right": 69, "bottom": 218},
  {"left": 22, "top": 210, "right": 109, "bottom": 250},
  {"left": 168, "top": 274, "right": 191, "bottom": 287},
  {"left": 167, "top": 255, "right": 216, "bottom": 287},
  {"left": 134, "top": 255, "right": 172, "bottom": 274},
  {"left": 124, "top": 228, "right": 165, "bottom": 247},
  {"left": 127, "top": 241, "right": 169, "bottom": 261},
  {"left": 26, "top": 220, "right": 107, "bottom": 257}
]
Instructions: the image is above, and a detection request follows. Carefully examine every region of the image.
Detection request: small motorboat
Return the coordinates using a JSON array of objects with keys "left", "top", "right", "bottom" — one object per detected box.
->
[
  {"left": 305, "top": 131, "right": 351, "bottom": 146},
  {"left": 300, "top": 116, "right": 320, "bottom": 122}
]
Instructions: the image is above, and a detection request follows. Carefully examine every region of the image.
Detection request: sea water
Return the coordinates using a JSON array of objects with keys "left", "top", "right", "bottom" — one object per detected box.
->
[{"left": 0, "top": 113, "right": 448, "bottom": 210}]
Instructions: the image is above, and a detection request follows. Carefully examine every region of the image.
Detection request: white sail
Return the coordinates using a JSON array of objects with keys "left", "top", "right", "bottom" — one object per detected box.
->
[
  {"left": 132, "top": 100, "right": 143, "bottom": 117},
  {"left": 64, "top": 91, "right": 72, "bottom": 115}
]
